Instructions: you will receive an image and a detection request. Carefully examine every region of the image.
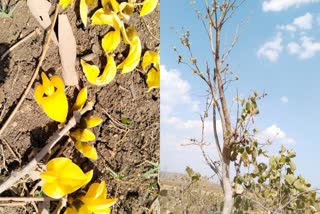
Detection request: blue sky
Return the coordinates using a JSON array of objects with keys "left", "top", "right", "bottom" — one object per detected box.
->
[{"left": 161, "top": 0, "right": 320, "bottom": 188}]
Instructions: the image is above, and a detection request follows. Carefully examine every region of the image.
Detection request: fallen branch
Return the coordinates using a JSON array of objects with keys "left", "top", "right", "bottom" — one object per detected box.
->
[
  {"left": 0, "top": 202, "right": 26, "bottom": 206},
  {"left": 0, "top": 101, "right": 94, "bottom": 194},
  {"left": 0, "top": 4, "right": 59, "bottom": 137},
  {"left": 0, "top": 197, "right": 58, "bottom": 202}
]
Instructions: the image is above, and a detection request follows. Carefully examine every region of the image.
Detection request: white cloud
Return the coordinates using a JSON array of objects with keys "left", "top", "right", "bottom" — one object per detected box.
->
[
  {"left": 278, "top": 13, "right": 313, "bottom": 32},
  {"left": 293, "top": 13, "right": 313, "bottom": 30},
  {"left": 287, "top": 42, "right": 301, "bottom": 54},
  {"left": 160, "top": 65, "right": 199, "bottom": 115},
  {"left": 316, "top": 15, "right": 320, "bottom": 26},
  {"left": 164, "top": 115, "right": 222, "bottom": 135},
  {"left": 256, "top": 125, "right": 296, "bottom": 145},
  {"left": 257, "top": 33, "right": 283, "bottom": 62},
  {"left": 262, "top": 0, "right": 320, "bottom": 12},
  {"left": 280, "top": 96, "right": 289, "bottom": 103},
  {"left": 288, "top": 36, "right": 320, "bottom": 59},
  {"left": 278, "top": 24, "right": 297, "bottom": 32},
  {"left": 299, "top": 36, "right": 320, "bottom": 59}
]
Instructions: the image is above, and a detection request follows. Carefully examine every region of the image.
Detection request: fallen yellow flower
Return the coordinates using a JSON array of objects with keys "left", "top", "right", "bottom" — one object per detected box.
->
[
  {"left": 75, "top": 141, "right": 98, "bottom": 160},
  {"left": 59, "top": 0, "right": 72, "bottom": 9},
  {"left": 117, "top": 27, "right": 141, "bottom": 74},
  {"left": 140, "top": 0, "right": 158, "bottom": 16},
  {"left": 81, "top": 55, "right": 117, "bottom": 86},
  {"left": 80, "top": 0, "right": 97, "bottom": 27},
  {"left": 34, "top": 72, "right": 68, "bottom": 123},
  {"left": 141, "top": 51, "right": 160, "bottom": 91},
  {"left": 101, "top": 0, "right": 133, "bottom": 20},
  {"left": 70, "top": 128, "right": 96, "bottom": 142},
  {"left": 102, "top": 29, "right": 121, "bottom": 53},
  {"left": 91, "top": 8, "right": 130, "bottom": 44},
  {"left": 64, "top": 181, "right": 117, "bottom": 214},
  {"left": 91, "top": 8, "right": 114, "bottom": 25},
  {"left": 40, "top": 157, "right": 93, "bottom": 199},
  {"left": 141, "top": 50, "right": 160, "bottom": 71},
  {"left": 70, "top": 116, "right": 103, "bottom": 160},
  {"left": 146, "top": 65, "right": 160, "bottom": 91},
  {"left": 72, "top": 87, "right": 88, "bottom": 111}
]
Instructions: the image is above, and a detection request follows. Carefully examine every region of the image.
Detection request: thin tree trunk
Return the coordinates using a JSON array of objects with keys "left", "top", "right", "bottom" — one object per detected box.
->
[
  {"left": 215, "top": 27, "right": 234, "bottom": 214},
  {"left": 222, "top": 148, "right": 233, "bottom": 214}
]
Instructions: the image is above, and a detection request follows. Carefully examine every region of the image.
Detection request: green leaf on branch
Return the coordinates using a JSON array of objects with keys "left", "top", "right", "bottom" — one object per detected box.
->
[{"left": 285, "top": 174, "right": 296, "bottom": 185}]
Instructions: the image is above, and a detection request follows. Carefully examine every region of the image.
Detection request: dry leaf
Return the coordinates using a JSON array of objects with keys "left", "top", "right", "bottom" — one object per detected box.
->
[
  {"left": 27, "top": 0, "right": 58, "bottom": 45},
  {"left": 58, "top": 14, "right": 79, "bottom": 86}
]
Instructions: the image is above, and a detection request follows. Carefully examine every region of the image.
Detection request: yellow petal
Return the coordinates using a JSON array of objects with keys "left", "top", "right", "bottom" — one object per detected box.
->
[
  {"left": 41, "top": 90, "right": 68, "bottom": 122},
  {"left": 73, "top": 87, "right": 88, "bottom": 111},
  {"left": 78, "top": 206, "right": 92, "bottom": 214},
  {"left": 50, "top": 75, "right": 66, "bottom": 92},
  {"left": 80, "top": 0, "right": 89, "bottom": 27},
  {"left": 84, "top": 116, "right": 103, "bottom": 128},
  {"left": 64, "top": 207, "right": 77, "bottom": 214},
  {"left": 81, "top": 56, "right": 116, "bottom": 86},
  {"left": 34, "top": 85, "right": 44, "bottom": 105},
  {"left": 141, "top": 50, "right": 160, "bottom": 72},
  {"left": 81, "top": 59, "right": 100, "bottom": 85},
  {"left": 114, "top": 15, "right": 130, "bottom": 45},
  {"left": 86, "top": 0, "right": 96, "bottom": 7},
  {"left": 59, "top": 0, "right": 72, "bottom": 9},
  {"left": 40, "top": 157, "right": 93, "bottom": 199},
  {"left": 75, "top": 141, "right": 98, "bottom": 160},
  {"left": 101, "top": 0, "right": 119, "bottom": 12},
  {"left": 91, "top": 8, "right": 115, "bottom": 26},
  {"left": 119, "top": 2, "right": 134, "bottom": 20},
  {"left": 96, "top": 55, "right": 117, "bottom": 85},
  {"left": 81, "top": 198, "right": 117, "bottom": 211},
  {"left": 70, "top": 128, "right": 96, "bottom": 142},
  {"left": 41, "top": 72, "right": 55, "bottom": 96},
  {"left": 85, "top": 181, "right": 106, "bottom": 199},
  {"left": 117, "top": 27, "right": 141, "bottom": 74},
  {"left": 146, "top": 66, "right": 160, "bottom": 91},
  {"left": 102, "top": 29, "right": 121, "bottom": 53},
  {"left": 140, "top": 0, "right": 158, "bottom": 16}
]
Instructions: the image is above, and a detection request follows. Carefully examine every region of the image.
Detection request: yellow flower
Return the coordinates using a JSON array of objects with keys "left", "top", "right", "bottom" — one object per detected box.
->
[
  {"left": 141, "top": 51, "right": 160, "bottom": 91},
  {"left": 102, "top": 29, "right": 121, "bottom": 53},
  {"left": 140, "top": 0, "right": 158, "bottom": 16},
  {"left": 64, "top": 181, "right": 117, "bottom": 214},
  {"left": 101, "top": 0, "right": 133, "bottom": 20},
  {"left": 72, "top": 87, "right": 88, "bottom": 111},
  {"left": 91, "top": 5, "right": 130, "bottom": 44},
  {"left": 80, "top": 0, "right": 97, "bottom": 27},
  {"left": 117, "top": 27, "right": 141, "bottom": 74},
  {"left": 34, "top": 72, "right": 68, "bottom": 123},
  {"left": 146, "top": 65, "right": 160, "bottom": 91},
  {"left": 70, "top": 116, "right": 103, "bottom": 160},
  {"left": 91, "top": 8, "right": 115, "bottom": 26},
  {"left": 81, "top": 55, "right": 117, "bottom": 86},
  {"left": 40, "top": 157, "right": 93, "bottom": 199},
  {"left": 59, "top": 0, "right": 73, "bottom": 9},
  {"left": 70, "top": 128, "right": 96, "bottom": 142},
  {"left": 141, "top": 50, "right": 160, "bottom": 71}
]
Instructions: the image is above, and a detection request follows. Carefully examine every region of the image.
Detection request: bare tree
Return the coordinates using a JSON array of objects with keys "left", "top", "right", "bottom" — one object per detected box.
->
[
  {"left": 175, "top": 1, "right": 318, "bottom": 213},
  {"left": 175, "top": 0, "right": 246, "bottom": 213}
]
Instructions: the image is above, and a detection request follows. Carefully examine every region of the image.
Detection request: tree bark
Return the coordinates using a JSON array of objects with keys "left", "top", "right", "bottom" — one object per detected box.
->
[
  {"left": 215, "top": 26, "right": 234, "bottom": 214},
  {"left": 222, "top": 148, "right": 234, "bottom": 214}
]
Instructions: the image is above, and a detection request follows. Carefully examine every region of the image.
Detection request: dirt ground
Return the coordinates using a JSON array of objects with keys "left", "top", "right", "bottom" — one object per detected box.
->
[
  {"left": 160, "top": 172, "right": 223, "bottom": 213},
  {"left": 0, "top": 0, "right": 159, "bottom": 213}
]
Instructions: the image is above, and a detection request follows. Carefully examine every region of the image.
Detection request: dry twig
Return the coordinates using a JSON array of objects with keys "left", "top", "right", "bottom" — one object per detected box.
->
[
  {"left": 0, "top": 197, "right": 57, "bottom": 202},
  {"left": 0, "top": 101, "right": 94, "bottom": 194},
  {"left": 0, "top": 5, "right": 59, "bottom": 138},
  {"left": 0, "top": 28, "right": 41, "bottom": 62}
]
